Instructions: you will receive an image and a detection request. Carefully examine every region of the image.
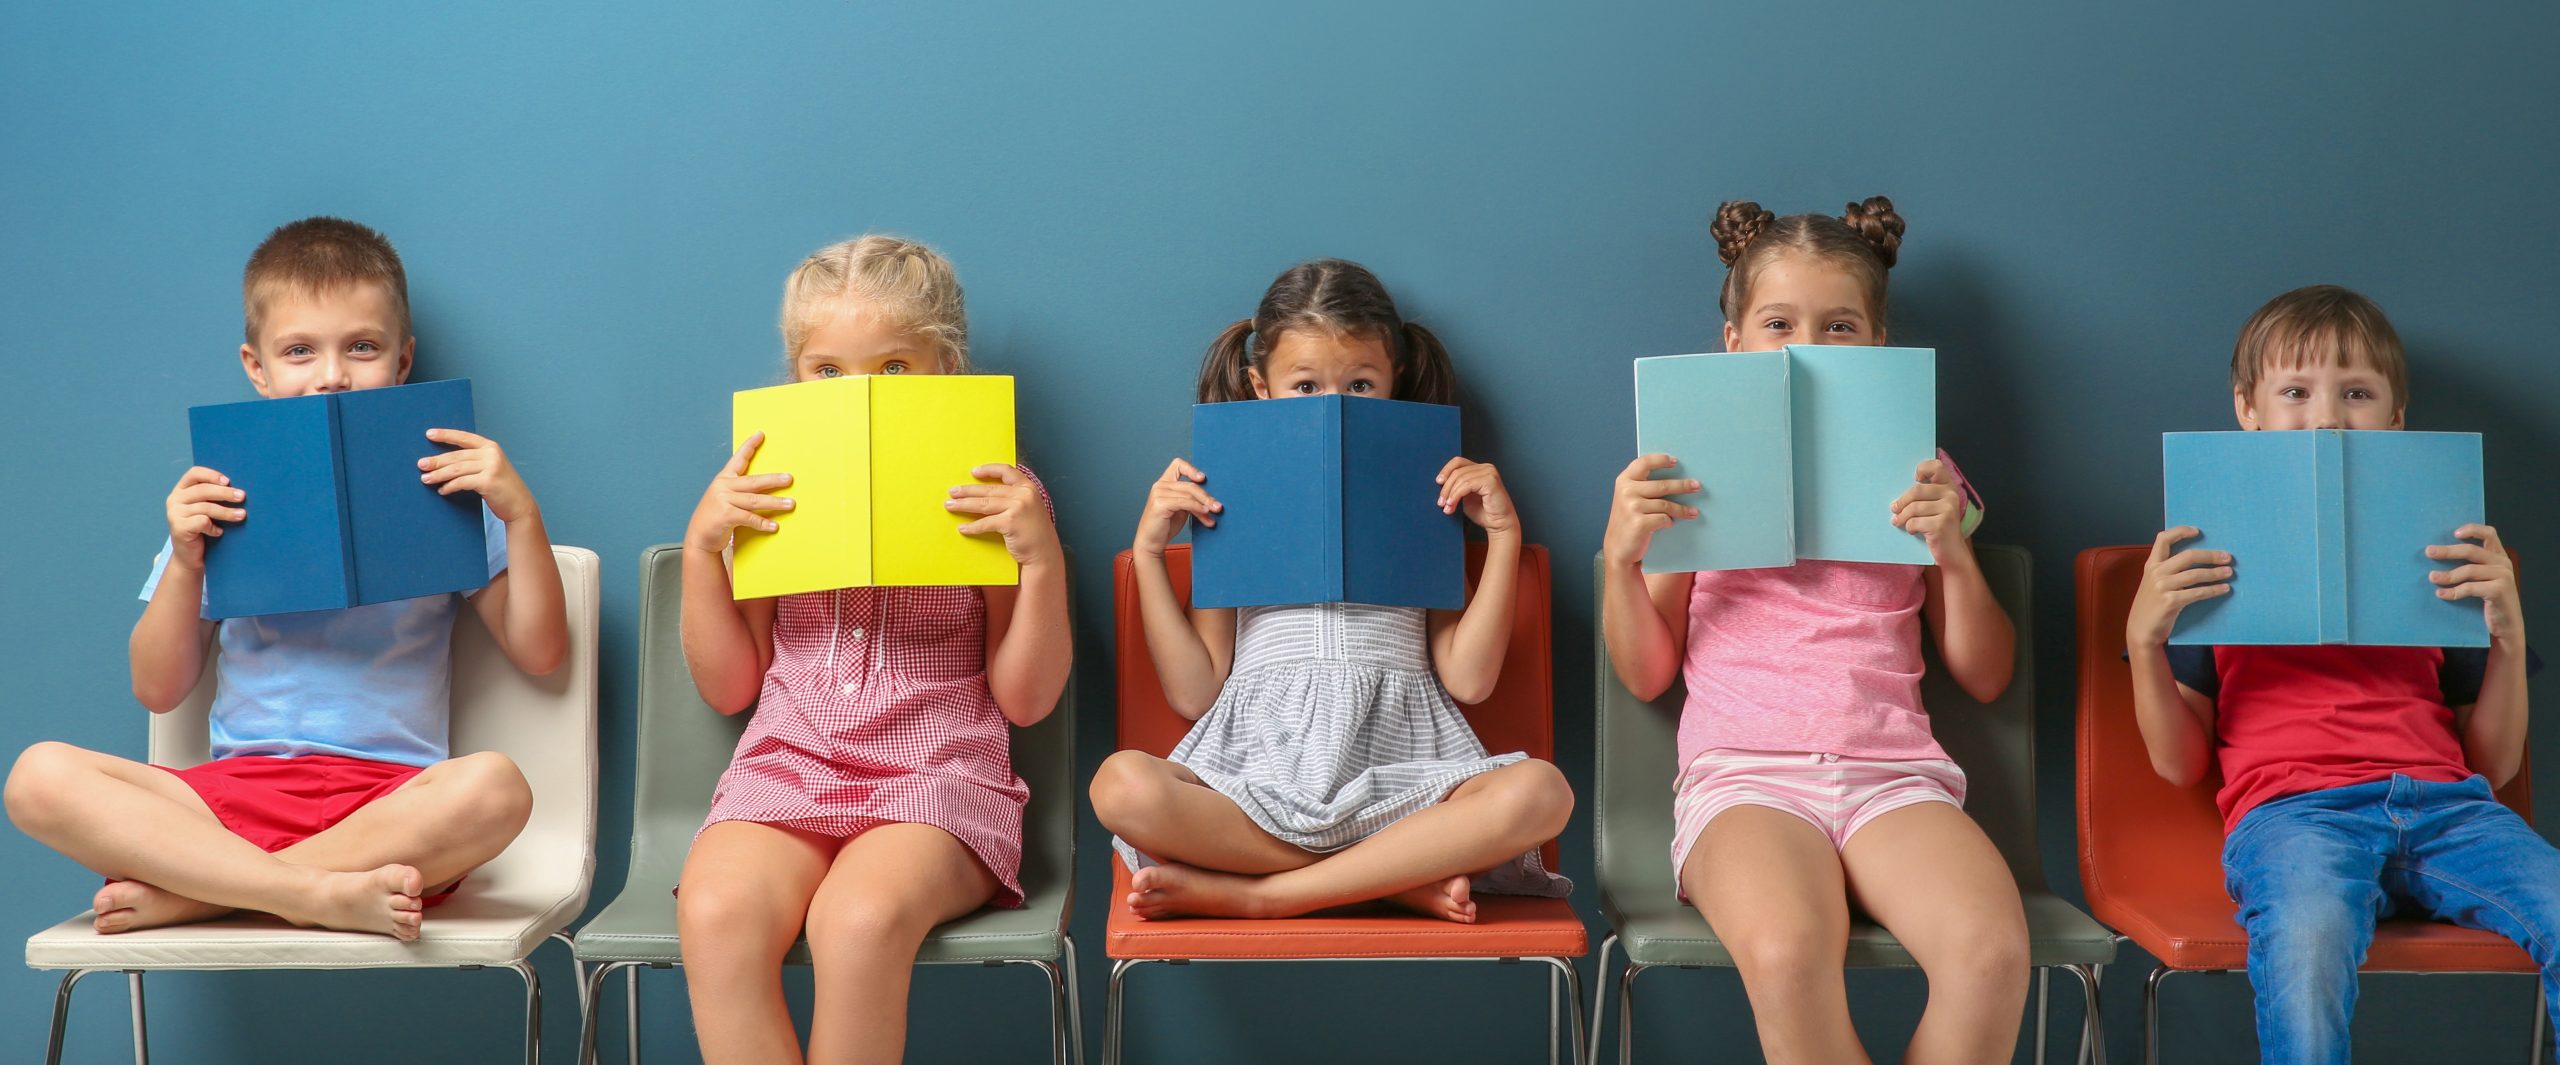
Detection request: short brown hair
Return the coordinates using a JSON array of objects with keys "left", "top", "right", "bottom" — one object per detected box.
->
[
  {"left": 242, "top": 217, "right": 410, "bottom": 345},
  {"left": 1712, "top": 196, "right": 1904, "bottom": 333},
  {"left": 2230, "top": 285, "right": 2407, "bottom": 406}
]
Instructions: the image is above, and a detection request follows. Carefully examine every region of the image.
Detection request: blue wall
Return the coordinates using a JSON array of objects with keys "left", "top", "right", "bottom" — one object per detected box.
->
[{"left": 6, "top": 3, "right": 2557, "bottom": 1061}]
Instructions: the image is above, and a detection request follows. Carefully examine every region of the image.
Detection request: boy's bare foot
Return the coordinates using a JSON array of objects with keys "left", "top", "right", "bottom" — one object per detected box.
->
[
  {"left": 93, "top": 880, "right": 234, "bottom": 934},
  {"left": 1127, "top": 862, "right": 1276, "bottom": 920},
  {"left": 284, "top": 865, "right": 426, "bottom": 940},
  {"left": 1383, "top": 874, "right": 1478, "bottom": 923}
]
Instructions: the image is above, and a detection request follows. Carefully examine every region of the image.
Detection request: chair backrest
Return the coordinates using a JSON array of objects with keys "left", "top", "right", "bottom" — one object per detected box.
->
[
  {"left": 1593, "top": 546, "right": 2050, "bottom": 916},
  {"left": 1111, "top": 543, "right": 1559, "bottom": 867},
  {"left": 154, "top": 545, "right": 603, "bottom": 905},
  {"left": 2073, "top": 544, "right": 2529, "bottom": 915},
  {"left": 620, "top": 545, "right": 1076, "bottom": 905}
]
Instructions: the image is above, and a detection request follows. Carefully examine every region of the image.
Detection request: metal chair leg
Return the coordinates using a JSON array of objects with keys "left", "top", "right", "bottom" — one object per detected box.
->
[
  {"left": 628, "top": 964, "right": 646, "bottom": 1065},
  {"left": 1534, "top": 956, "right": 1586, "bottom": 1065},
  {"left": 2143, "top": 967, "right": 2174, "bottom": 1065},
  {"left": 577, "top": 961, "right": 632, "bottom": 1065},
  {"left": 1011, "top": 959, "right": 1071, "bottom": 1065},
  {"left": 1104, "top": 958, "right": 1142, "bottom": 1065},
  {"left": 126, "top": 971, "right": 150, "bottom": 1065},
  {"left": 1617, "top": 961, "right": 1647, "bottom": 1065},
  {"left": 2532, "top": 988, "right": 2549, "bottom": 1065},
  {"left": 2064, "top": 964, "right": 2107, "bottom": 1065},
  {"left": 1549, "top": 964, "right": 1562, "bottom": 1065},
  {"left": 507, "top": 960, "right": 544, "bottom": 1065},
  {"left": 45, "top": 969, "right": 101, "bottom": 1065},
  {"left": 1063, "top": 935, "right": 1087, "bottom": 1065},
  {"left": 1586, "top": 934, "right": 1616, "bottom": 1065},
  {"left": 2036, "top": 967, "right": 2051, "bottom": 1065}
]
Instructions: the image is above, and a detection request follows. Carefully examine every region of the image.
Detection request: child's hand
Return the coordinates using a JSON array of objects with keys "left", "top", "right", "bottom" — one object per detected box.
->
[
  {"left": 685, "top": 433, "right": 794, "bottom": 554},
  {"left": 164, "top": 466, "right": 245, "bottom": 571},
  {"left": 1134, "top": 459, "right": 1220, "bottom": 560},
  {"left": 948, "top": 465, "right": 1059, "bottom": 567},
  {"left": 1889, "top": 459, "right": 1972, "bottom": 563},
  {"left": 2127, "top": 526, "right": 2232, "bottom": 649},
  {"left": 1436, "top": 456, "right": 1519, "bottom": 538},
  {"left": 1603, "top": 454, "right": 1699, "bottom": 569},
  {"left": 420, "top": 428, "right": 536, "bottom": 523},
  {"left": 2429, "top": 524, "right": 2524, "bottom": 646}
]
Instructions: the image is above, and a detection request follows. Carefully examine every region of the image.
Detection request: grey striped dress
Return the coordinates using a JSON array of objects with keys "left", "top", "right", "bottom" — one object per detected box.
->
[{"left": 1113, "top": 601, "right": 1570, "bottom": 897}]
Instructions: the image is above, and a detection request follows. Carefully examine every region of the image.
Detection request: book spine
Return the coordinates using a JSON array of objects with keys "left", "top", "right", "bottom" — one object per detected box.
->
[
  {"left": 328, "top": 396, "right": 361, "bottom": 606},
  {"left": 1325, "top": 398, "right": 1345, "bottom": 601},
  {"left": 2315, "top": 430, "right": 2349, "bottom": 643}
]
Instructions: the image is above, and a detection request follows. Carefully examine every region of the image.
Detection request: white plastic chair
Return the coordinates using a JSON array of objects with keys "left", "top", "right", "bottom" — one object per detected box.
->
[{"left": 25, "top": 545, "right": 601, "bottom": 1065}]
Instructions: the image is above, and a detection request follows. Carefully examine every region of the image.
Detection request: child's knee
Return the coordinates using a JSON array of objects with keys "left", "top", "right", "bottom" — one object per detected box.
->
[
  {"left": 2248, "top": 899, "right": 2366, "bottom": 980},
  {"left": 442, "top": 752, "right": 533, "bottom": 835},
  {"left": 805, "top": 891, "right": 937, "bottom": 959},
  {"left": 1490, "top": 760, "right": 1574, "bottom": 839},
  {"left": 677, "top": 878, "right": 787, "bottom": 948},
  {"left": 1089, "top": 751, "right": 1169, "bottom": 834},
  {"left": 5, "top": 741, "right": 86, "bottom": 831},
  {"left": 1723, "top": 923, "right": 1838, "bottom": 985}
]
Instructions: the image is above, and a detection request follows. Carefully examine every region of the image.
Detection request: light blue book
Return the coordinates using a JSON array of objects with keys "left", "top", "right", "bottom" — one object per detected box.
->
[
  {"left": 1633, "top": 346, "right": 1936, "bottom": 572},
  {"left": 2163, "top": 430, "right": 2486, "bottom": 647}
]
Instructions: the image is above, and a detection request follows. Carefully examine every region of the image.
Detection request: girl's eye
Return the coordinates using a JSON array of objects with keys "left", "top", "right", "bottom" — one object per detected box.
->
[
  {"left": 883, "top": 362, "right": 906, "bottom": 375},
  {"left": 816, "top": 365, "right": 842, "bottom": 378},
  {"left": 1348, "top": 380, "right": 1374, "bottom": 394},
  {"left": 1762, "top": 319, "right": 1790, "bottom": 332},
  {"left": 1292, "top": 381, "right": 1318, "bottom": 394},
  {"left": 1826, "top": 321, "right": 1856, "bottom": 333}
]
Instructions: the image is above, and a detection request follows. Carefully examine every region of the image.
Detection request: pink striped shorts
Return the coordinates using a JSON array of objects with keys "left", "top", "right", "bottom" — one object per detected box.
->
[{"left": 1669, "top": 749, "right": 1968, "bottom": 894}]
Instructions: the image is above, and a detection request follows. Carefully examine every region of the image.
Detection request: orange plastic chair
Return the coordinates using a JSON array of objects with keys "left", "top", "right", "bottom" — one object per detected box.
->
[
  {"left": 2075, "top": 544, "right": 2544, "bottom": 1063},
  {"left": 1102, "top": 543, "right": 1588, "bottom": 1065}
]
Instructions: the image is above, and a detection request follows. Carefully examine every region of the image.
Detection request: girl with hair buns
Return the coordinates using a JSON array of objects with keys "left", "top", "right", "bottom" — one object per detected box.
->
[
  {"left": 1601, "top": 199, "right": 2030, "bottom": 1063},
  {"left": 674, "top": 235, "right": 1070, "bottom": 1064},
  {"left": 1090, "top": 258, "right": 1573, "bottom": 922}
]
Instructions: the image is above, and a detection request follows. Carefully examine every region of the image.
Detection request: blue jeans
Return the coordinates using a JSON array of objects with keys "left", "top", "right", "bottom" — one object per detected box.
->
[{"left": 2223, "top": 774, "right": 2560, "bottom": 1064}]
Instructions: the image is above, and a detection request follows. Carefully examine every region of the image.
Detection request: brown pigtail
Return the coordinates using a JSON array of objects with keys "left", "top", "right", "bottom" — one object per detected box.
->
[
  {"left": 1710, "top": 200, "right": 1776, "bottom": 266},
  {"left": 1839, "top": 196, "right": 1905, "bottom": 269},
  {"left": 1195, "top": 318, "right": 1260, "bottom": 403},
  {"left": 1393, "top": 321, "right": 1458, "bottom": 407}
]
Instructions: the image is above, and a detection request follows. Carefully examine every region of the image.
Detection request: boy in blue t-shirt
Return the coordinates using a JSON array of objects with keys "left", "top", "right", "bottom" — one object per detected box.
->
[{"left": 3, "top": 217, "right": 568, "bottom": 939}]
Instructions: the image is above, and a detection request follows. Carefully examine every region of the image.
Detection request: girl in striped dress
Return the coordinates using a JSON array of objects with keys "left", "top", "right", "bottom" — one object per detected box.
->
[
  {"left": 675, "top": 236, "right": 1070, "bottom": 1065},
  {"left": 1091, "top": 258, "right": 1572, "bottom": 923},
  {"left": 1601, "top": 198, "right": 2028, "bottom": 1064}
]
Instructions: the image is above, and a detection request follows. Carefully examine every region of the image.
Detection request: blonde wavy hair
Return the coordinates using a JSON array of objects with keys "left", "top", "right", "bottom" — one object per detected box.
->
[{"left": 780, "top": 234, "right": 970, "bottom": 372}]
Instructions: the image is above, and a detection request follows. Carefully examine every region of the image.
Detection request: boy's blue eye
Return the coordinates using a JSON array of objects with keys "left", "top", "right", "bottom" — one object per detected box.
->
[
  {"left": 816, "top": 365, "right": 842, "bottom": 378},
  {"left": 884, "top": 362, "right": 905, "bottom": 375}
]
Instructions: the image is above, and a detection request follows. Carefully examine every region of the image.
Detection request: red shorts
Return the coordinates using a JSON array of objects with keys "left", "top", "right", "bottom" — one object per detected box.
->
[{"left": 157, "top": 754, "right": 459, "bottom": 906}]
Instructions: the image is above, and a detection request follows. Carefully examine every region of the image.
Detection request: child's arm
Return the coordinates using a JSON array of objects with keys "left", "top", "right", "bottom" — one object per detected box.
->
[
  {"left": 1428, "top": 457, "right": 1521, "bottom": 703},
  {"left": 131, "top": 466, "right": 237, "bottom": 711},
  {"left": 954, "top": 465, "right": 1071, "bottom": 727},
  {"left": 1131, "top": 459, "right": 1236, "bottom": 720},
  {"left": 2124, "top": 526, "right": 2231, "bottom": 786},
  {"left": 681, "top": 436, "right": 789, "bottom": 714},
  {"left": 427, "top": 429, "right": 568, "bottom": 677},
  {"left": 1599, "top": 454, "right": 1697, "bottom": 701},
  {"left": 1895, "top": 459, "right": 2015, "bottom": 702},
  {"left": 2433, "top": 524, "right": 2529, "bottom": 787}
]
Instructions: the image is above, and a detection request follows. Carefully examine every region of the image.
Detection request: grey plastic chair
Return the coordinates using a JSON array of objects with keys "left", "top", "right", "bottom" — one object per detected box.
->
[
  {"left": 1587, "top": 546, "right": 2115, "bottom": 1064},
  {"left": 569, "top": 544, "right": 1081, "bottom": 1064}
]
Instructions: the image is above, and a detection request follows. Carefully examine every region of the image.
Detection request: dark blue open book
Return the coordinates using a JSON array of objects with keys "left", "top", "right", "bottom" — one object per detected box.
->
[{"left": 1188, "top": 396, "right": 1463, "bottom": 610}]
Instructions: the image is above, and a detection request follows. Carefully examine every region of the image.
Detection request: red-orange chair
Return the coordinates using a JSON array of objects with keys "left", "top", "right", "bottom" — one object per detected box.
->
[
  {"left": 2075, "top": 544, "right": 2544, "bottom": 1063},
  {"left": 1103, "top": 543, "right": 1588, "bottom": 1065}
]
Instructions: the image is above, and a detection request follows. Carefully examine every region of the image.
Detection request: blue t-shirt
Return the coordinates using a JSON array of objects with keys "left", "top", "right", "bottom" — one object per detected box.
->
[{"left": 139, "top": 507, "right": 510, "bottom": 767}]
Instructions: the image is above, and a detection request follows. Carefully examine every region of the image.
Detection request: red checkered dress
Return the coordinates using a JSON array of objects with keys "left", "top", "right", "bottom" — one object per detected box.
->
[{"left": 700, "top": 468, "right": 1050, "bottom": 907}]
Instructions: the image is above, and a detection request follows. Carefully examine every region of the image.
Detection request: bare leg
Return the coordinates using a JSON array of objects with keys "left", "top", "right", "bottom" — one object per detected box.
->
[
  {"left": 678, "top": 821, "right": 837, "bottom": 1065},
  {"left": 1839, "top": 802, "right": 2030, "bottom": 1065},
  {"left": 803, "top": 823, "right": 1000, "bottom": 1065},
  {"left": 1122, "top": 759, "right": 1571, "bottom": 920},
  {"left": 91, "top": 750, "right": 533, "bottom": 932},
  {"left": 1090, "top": 751, "right": 1316, "bottom": 874},
  {"left": 4, "top": 742, "right": 423, "bottom": 938},
  {"left": 1682, "top": 806, "right": 1870, "bottom": 1065}
]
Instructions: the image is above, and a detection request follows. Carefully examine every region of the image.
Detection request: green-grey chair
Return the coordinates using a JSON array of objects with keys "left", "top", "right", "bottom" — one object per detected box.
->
[
  {"left": 570, "top": 544, "right": 1082, "bottom": 1064},
  {"left": 1587, "top": 546, "right": 2114, "bottom": 1064}
]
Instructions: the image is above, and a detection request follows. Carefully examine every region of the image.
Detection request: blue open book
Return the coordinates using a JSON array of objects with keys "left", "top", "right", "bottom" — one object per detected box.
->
[
  {"left": 1189, "top": 395, "right": 1463, "bottom": 610},
  {"left": 2164, "top": 430, "right": 2486, "bottom": 647},
  {"left": 1634, "top": 346, "right": 1936, "bottom": 572},
  {"left": 188, "top": 379, "right": 488, "bottom": 618}
]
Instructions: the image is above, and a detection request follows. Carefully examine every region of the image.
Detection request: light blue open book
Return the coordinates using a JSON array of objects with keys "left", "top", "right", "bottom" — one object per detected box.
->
[
  {"left": 1633, "top": 346, "right": 1936, "bottom": 572},
  {"left": 2164, "top": 429, "right": 2486, "bottom": 647}
]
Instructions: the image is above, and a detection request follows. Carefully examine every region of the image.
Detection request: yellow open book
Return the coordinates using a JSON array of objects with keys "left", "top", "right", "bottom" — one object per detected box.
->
[{"left": 730, "top": 375, "right": 1019, "bottom": 598}]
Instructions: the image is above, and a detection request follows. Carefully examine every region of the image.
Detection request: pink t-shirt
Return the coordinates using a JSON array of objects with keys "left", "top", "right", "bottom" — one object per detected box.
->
[{"left": 1676, "top": 559, "right": 1947, "bottom": 769}]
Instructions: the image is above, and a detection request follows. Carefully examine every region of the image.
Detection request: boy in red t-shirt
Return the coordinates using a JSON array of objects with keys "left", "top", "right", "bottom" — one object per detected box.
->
[{"left": 2128, "top": 285, "right": 2547, "bottom": 1064}]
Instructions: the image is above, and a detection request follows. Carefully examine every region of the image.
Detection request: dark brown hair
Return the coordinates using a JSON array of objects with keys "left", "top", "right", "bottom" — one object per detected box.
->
[
  {"left": 2230, "top": 284, "right": 2408, "bottom": 406},
  {"left": 1196, "top": 259, "right": 1457, "bottom": 405},
  {"left": 1711, "top": 196, "right": 1903, "bottom": 333},
  {"left": 243, "top": 217, "right": 411, "bottom": 345}
]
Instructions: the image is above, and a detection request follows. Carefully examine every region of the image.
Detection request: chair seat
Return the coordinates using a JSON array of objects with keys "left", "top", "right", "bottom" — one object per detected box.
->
[
  {"left": 26, "top": 879, "right": 584, "bottom": 972},
  {"left": 1103, "top": 863, "right": 1588, "bottom": 961},
  {"left": 572, "top": 865, "right": 1071, "bottom": 968},
  {"left": 1601, "top": 881, "right": 2117, "bottom": 969},
  {"left": 2092, "top": 888, "right": 2535, "bottom": 973}
]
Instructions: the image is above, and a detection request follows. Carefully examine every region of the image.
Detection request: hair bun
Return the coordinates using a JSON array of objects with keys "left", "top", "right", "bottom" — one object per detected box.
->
[
  {"left": 1710, "top": 201, "right": 1776, "bottom": 266},
  {"left": 1840, "top": 196, "right": 1904, "bottom": 269}
]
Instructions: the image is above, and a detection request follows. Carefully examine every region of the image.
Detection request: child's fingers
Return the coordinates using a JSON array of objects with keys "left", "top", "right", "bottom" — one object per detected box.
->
[
  {"left": 1161, "top": 458, "right": 1206, "bottom": 484},
  {"left": 422, "top": 459, "right": 478, "bottom": 486},
  {"left": 2159, "top": 547, "right": 2231, "bottom": 574},
  {"left": 1631, "top": 498, "right": 1698, "bottom": 519},
  {"left": 1622, "top": 454, "right": 1679, "bottom": 480},
  {"left": 970, "top": 463, "right": 1027, "bottom": 485},
  {"left": 177, "top": 482, "right": 244, "bottom": 506},
  {"left": 725, "top": 434, "right": 765, "bottom": 476},
  {"left": 730, "top": 472, "right": 793, "bottom": 494},
  {"left": 945, "top": 496, "right": 1009, "bottom": 516},
  {"left": 1161, "top": 483, "right": 1222, "bottom": 513},
  {"left": 2150, "top": 527, "right": 2203, "bottom": 563},
  {"left": 1625, "top": 477, "right": 1701, "bottom": 500},
  {"left": 185, "top": 500, "right": 248, "bottom": 523},
  {"left": 1436, "top": 455, "right": 1475, "bottom": 482},
  {"left": 2163, "top": 565, "right": 2234, "bottom": 591},
  {"left": 731, "top": 492, "right": 794, "bottom": 514},
  {"left": 2456, "top": 523, "right": 2500, "bottom": 546},
  {"left": 178, "top": 466, "right": 230, "bottom": 488},
  {"left": 2430, "top": 564, "right": 2501, "bottom": 587},
  {"left": 2175, "top": 583, "right": 2232, "bottom": 604},
  {"left": 2426, "top": 543, "right": 2497, "bottom": 565},
  {"left": 424, "top": 427, "right": 494, "bottom": 449},
  {"left": 1914, "top": 458, "right": 1949, "bottom": 484},
  {"left": 731, "top": 505, "right": 779, "bottom": 534},
  {"left": 949, "top": 483, "right": 1024, "bottom": 499},
  {"left": 2439, "top": 580, "right": 2503, "bottom": 602}
]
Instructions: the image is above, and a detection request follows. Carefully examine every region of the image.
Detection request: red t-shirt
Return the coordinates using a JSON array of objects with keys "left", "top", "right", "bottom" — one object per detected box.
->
[{"left": 2168, "top": 644, "right": 2491, "bottom": 832}]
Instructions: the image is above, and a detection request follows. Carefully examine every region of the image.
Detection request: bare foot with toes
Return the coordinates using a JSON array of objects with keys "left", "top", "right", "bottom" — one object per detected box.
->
[
  {"left": 1383, "top": 874, "right": 1477, "bottom": 923},
  {"left": 287, "top": 865, "right": 426, "bottom": 940},
  {"left": 93, "top": 880, "right": 234, "bottom": 934}
]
